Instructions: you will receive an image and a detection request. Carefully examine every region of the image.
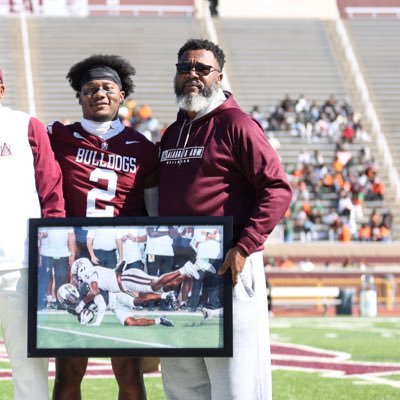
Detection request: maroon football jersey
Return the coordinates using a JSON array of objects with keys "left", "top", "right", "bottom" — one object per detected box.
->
[{"left": 49, "top": 121, "right": 158, "bottom": 217}]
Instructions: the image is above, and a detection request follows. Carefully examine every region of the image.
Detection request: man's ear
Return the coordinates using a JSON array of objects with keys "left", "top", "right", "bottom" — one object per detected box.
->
[
  {"left": 120, "top": 91, "right": 125, "bottom": 104},
  {"left": 0, "top": 82, "right": 5, "bottom": 100},
  {"left": 78, "top": 94, "right": 82, "bottom": 105}
]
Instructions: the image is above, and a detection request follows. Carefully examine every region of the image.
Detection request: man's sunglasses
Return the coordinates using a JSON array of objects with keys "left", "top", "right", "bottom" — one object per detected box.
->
[{"left": 175, "top": 62, "right": 221, "bottom": 76}]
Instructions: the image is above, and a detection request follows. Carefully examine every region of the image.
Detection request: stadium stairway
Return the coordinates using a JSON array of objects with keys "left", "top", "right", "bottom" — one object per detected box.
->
[
  {"left": 213, "top": 18, "right": 347, "bottom": 117},
  {"left": 345, "top": 18, "right": 400, "bottom": 167},
  {"left": 26, "top": 15, "right": 206, "bottom": 125},
  {"left": 0, "top": 16, "right": 29, "bottom": 111}
]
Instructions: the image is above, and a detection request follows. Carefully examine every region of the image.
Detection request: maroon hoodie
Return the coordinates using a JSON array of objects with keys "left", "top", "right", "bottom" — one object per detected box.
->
[{"left": 158, "top": 92, "right": 292, "bottom": 255}]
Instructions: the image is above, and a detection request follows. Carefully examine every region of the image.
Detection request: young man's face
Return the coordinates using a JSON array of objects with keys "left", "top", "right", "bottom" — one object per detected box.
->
[
  {"left": 79, "top": 79, "right": 125, "bottom": 122},
  {"left": 174, "top": 49, "right": 223, "bottom": 115}
]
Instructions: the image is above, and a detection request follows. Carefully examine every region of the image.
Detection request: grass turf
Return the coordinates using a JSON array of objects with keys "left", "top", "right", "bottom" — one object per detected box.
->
[{"left": 2, "top": 316, "right": 400, "bottom": 399}]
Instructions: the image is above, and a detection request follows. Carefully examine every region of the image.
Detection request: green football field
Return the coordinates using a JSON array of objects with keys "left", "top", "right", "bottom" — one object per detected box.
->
[
  {"left": 1, "top": 316, "right": 400, "bottom": 399},
  {"left": 36, "top": 310, "right": 223, "bottom": 351}
]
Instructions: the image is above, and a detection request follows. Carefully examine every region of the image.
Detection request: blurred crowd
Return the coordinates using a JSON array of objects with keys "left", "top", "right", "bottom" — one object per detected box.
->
[
  {"left": 118, "top": 98, "right": 164, "bottom": 143},
  {"left": 250, "top": 94, "right": 394, "bottom": 243}
]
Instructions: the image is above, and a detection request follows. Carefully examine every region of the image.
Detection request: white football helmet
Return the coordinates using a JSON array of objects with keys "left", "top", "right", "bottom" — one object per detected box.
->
[
  {"left": 71, "top": 258, "right": 93, "bottom": 283},
  {"left": 57, "top": 283, "right": 80, "bottom": 307}
]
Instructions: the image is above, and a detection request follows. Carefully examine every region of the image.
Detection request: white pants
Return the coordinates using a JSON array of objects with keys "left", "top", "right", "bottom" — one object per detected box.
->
[
  {"left": 0, "top": 269, "right": 49, "bottom": 400},
  {"left": 161, "top": 251, "right": 272, "bottom": 400}
]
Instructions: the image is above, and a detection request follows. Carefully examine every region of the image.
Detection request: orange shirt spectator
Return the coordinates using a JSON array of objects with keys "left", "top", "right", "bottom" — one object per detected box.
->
[
  {"left": 333, "top": 172, "right": 344, "bottom": 190},
  {"left": 279, "top": 257, "right": 295, "bottom": 269},
  {"left": 302, "top": 201, "right": 311, "bottom": 216},
  {"left": 339, "top": 223, "right": 351, "bottom": 242},
  {"left": 332, "top": 157, "right": 344, "bottom": 173},
  {"left": 380, "top": 225, "right": 391, "bottom": 241},
  {"left": 372, "top": 180, "right": 385, "bottom": 198},
  {"left": 323, "top": 173, "right": 334, "bottom": 188},
  {"left": 358, "top": 224, "right": 371, "bottom": 241},
  {"left": 137, "top": 104, "right": 153, "bottom": 120}
]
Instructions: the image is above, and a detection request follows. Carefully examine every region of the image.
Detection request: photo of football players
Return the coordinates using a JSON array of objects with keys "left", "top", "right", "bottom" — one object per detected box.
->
[
  {"left": 70, "top": 257, "right": 199, "bottom": 297},
  {"left": 57, "top": 283, "right": 174, "bottom": 328},
  {"left": 32, "top": 221, "right": 228, "bottom": 358}
]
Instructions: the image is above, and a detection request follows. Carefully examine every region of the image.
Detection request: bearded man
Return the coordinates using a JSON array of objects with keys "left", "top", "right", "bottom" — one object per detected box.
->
[{"left": 157, "top": 38, "right": 292, "bottom": 400}]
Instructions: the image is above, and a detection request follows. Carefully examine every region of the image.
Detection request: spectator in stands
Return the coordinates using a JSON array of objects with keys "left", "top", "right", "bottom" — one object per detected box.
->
[
  {"left": 158, "top": 38, "right": 291, "bottom": 400},
  {"left": 369, "top": 209, "right": 382, "bottom": 241},
  {"left": 134, "top": 103, "right": 161, "bottom": 142},
  {"left": 299, "top": 258, "right": 315, "bottom": 271},
  {"left": 379, "top": 219, "right": 392, "bottom": 242},
  {"left": 338, "top": 221, "right": 352, "bottom": 242},
  {"left": 337, "top": 189, "right": 353, "bottom": 217},
  {"left": 281, "top": 94, "right": 295, "bottom": 112},
  {"left": 311, "top": 149, "right": 324, "bottom": 167},
  {"left": 297, "top": 148, "right": 311, "bottom": 167},
  {"left": 295, "top": 94, "right": 309, "bottom": 114},
  {"left": 278, "top": 256, "right": 295, "bottom": 269},
  {"left": 268, "top": 94, "right": 391, "bottom": 243},
  {"left": 341, "top": 122, "right": 355, "bottom": 143},
  {"left": 322, "top": 207, "right": 340, "bottom": 241},
  {"left": 250, "top": 104, "right": 268, "bottom": 130},
  {"left": 209, "top": 0, "right": 218, "bottom": 16},
  {"left": 369, "top": 176, "right": 385, "bottom": 201},
  {"left": 266, "top": 131, "right": 281, "bottom": 152},
  {"left": 282, "top": 209, "right": 295, "bottom": 243},
  {"left": 358, "top": 223, "right": 372, "bottom": 241},
  {"left": 118, "top": 105, "right": 131, "bottom": 127}
]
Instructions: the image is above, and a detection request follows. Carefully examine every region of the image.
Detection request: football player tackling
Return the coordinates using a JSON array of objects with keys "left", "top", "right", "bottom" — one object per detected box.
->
[{"left": 57, "top": 282, "right": 174, "bottom": 328}]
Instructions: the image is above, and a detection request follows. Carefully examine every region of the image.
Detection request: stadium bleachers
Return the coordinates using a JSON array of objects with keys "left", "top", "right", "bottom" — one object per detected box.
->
[
  {"left": 1, "top": 6, "right": 398, "bottom": 241},
  {"left": 346, "top": 19, "right": 400, "bottom": 181},
  {"left": 213, "top": 18, "right": 347, "bottom": 116},
  {"left": 25, "top": 15, "right": 205, "bottom": 124},
  {"left": 212, "top": 17, "right": 397, "bottom": 240}
]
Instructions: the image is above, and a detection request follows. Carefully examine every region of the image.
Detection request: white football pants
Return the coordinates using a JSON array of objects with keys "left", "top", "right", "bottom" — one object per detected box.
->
[
  {"left": 161, "top": 250, "right": 272, "bottom": 400},
  {"left": 0, "top": 269, "right": 49, "bottom": 400}
]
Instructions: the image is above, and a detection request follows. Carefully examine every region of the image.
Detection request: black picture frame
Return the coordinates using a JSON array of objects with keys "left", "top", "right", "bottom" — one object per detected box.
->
[{"left": 28, "top": 216, "right": 233, "bottom": 358}]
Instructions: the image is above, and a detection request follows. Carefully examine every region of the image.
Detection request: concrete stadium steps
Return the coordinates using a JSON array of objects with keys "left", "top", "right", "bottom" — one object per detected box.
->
[
  {"left": 0, "top": 17, "right": 29, "bottom": 111},
  {"left": 213, "top": 18, "right": 348, "bottom": 116},
  {"left": 345, "top": 19, "right": 400, "bottom": 175},
  {"left": 26, "top": 15, "right": 205, "bottom": 125}
]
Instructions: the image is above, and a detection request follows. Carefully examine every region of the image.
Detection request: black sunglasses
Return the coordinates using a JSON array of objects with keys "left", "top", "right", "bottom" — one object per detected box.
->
[{"left": 175, "top": 62, "right": 221, "bottom": 76}]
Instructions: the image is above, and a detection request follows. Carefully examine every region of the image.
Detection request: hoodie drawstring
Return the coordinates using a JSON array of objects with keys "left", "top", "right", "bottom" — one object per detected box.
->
[{"left": 176, "top": 119, "right": 193, "bottom": 167}]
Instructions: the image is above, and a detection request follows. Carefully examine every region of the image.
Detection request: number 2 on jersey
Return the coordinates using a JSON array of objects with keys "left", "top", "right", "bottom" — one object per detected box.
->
[{"left": 87, "top": 168, "right": 117, "bottom": 216}]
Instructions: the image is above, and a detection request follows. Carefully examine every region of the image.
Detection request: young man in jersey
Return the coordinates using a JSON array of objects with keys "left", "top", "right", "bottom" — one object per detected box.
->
[
  {"left": 158, "top": 39, "right": 292, "bottom": 400},
  {"left": 47, "top": 54, "right": 159, "bottom": 400},
  {"left": 0, "top": 67, "right": 65, "bottom": 400}
]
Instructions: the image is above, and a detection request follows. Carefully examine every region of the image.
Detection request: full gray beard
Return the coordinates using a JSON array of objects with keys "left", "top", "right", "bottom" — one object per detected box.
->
[{"left": 175, "top": 82, "right": 218, "bottom": 114}]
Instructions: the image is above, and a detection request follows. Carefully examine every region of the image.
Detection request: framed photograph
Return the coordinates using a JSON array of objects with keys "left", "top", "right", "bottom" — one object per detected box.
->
[{"left": 28, "top": 216, "right": 233, "bottom": 358}]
